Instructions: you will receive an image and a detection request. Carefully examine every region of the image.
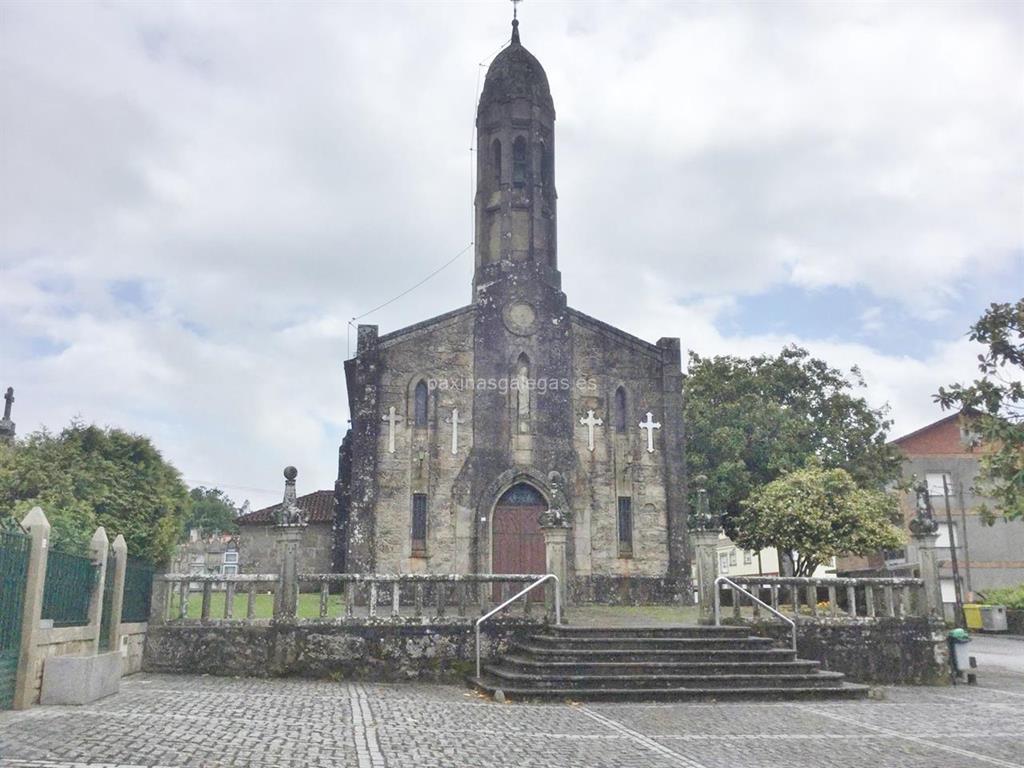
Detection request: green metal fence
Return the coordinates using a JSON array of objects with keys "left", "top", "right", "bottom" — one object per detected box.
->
[
  {"left": 98, "top": 554, "right": 117, "bottom": 651},
  {"left": 121, "top": 558, "right": 155, "bottom": 623},
  {"left": 0, "top": 530, "right": 30, "bottom": 709},
  {"left": 41, "top": 548, "right": 97, "bottom": 628}
]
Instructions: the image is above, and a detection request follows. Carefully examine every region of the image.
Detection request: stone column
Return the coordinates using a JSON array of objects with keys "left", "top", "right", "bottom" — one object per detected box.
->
[
  {"left": 87, "top": 527, "right": 110, "bottom": 654},
  {"left": 106, "top": 535, "right": 128, "bottom": 654},
  {"left": 913, "top": 530, "right": 942, "bottom": 618},
  {"left": 273, "top": 526, "right": 303, "bottom": 620},
  {"left": 692, "top": 530, "right": 721, "bottom": 622},
  {"left": 14, "top": 507, "right": 50, "bottom": 710},
  {"left": 540, "top": 525, "right": 569, "bottom": 620}
]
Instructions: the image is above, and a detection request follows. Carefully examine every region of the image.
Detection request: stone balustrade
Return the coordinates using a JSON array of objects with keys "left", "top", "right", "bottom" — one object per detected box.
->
[
  {"left": 718, "top": 575, "right": 928, "bottom": 623},
  {"left": 298, "top": 573, "right": 553, "bottom": 622},
  {"left": 152, "top": 572, "right": 555, "bottom": 625},
  {"left": 150, "top": 574, "right": 281, "bottom": 623}
]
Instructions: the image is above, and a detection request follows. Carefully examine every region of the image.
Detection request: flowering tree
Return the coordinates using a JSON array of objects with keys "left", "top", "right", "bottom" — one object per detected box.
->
[{"left": 733, "top": 460, "right": 904, "bottom": 577}]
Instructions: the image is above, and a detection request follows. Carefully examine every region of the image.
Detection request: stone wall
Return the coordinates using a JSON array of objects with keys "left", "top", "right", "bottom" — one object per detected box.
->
[
  {"left": 570, "top": 575, "right": 686, "bottom": 605},
  {"left": 143, "top": 619, "right": 534, "bottom": 682},
  {"left": 239, "top": 522, "right": 333, "bottom": 577},
  {"left": 120, "top": 622, "right": 148, "bottom": 675},
  {"left": 27, "top": 625, "right": 95, "bottom": 705},
  {"left": 747, "top": 618, "right": 950, "bottom": 685}
]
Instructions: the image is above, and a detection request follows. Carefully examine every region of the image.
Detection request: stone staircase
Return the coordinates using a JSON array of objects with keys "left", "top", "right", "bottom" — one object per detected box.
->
[{"left": 470, "top": 625, "right": 869, "bottom": 701}]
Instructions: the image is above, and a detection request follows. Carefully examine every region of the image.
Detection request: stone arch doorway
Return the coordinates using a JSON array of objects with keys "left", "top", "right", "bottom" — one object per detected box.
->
[{"left": 491, "top": 482, "right": 547, "bottom": 600}]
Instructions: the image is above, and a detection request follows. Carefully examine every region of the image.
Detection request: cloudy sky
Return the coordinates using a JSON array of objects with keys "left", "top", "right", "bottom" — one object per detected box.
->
[{"left": 2, "top": 1, "right": 1021, "bottom": 509}]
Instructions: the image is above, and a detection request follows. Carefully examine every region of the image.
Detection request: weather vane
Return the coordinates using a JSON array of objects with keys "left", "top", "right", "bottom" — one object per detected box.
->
[{"left": 511, "top": 0, "right": 522, "bottom": 21}]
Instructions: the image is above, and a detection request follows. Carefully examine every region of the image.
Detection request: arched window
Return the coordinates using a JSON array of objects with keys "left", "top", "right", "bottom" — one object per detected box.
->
[
  {"left": 513, "top": 136, "right": 527, "bottom": 186},
  {"left": 515, "top": 353, "right": 530, "bottom": 432},
  {"left": 414, "top": 380, "right": 428, "bottom": 427},
  {"left": 491, "top": 138, "right": 502, "bottom": 184},
  {"left": 540, "top": 141, "right": 551, "bottom": 189},
  {"left": 614, "top": 387, "right": 627, "bottom": 432}
]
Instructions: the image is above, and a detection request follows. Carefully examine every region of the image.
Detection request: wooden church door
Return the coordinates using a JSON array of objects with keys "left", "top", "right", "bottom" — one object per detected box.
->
[{"left": 491, "top": 483, "right": 547, "bottom": 601}]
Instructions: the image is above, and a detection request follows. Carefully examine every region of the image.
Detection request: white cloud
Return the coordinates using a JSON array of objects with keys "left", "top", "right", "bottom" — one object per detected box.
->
[{"left": 0, "top": 1, "right": 1020, "bottom": 507}]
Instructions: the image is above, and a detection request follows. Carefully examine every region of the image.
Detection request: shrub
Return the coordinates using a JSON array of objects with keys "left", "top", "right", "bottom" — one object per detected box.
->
[{"left": 978, "top": 584, "right": 1024, "bottom": 610}]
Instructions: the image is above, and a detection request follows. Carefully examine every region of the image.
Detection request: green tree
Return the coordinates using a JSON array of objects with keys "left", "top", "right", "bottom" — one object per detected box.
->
[
  {"left": 185, "top": 486, "right": 239, "bottom": 537},
  {"left": 935, "top": 298, "right": 1024, "bottom": 522},
  {"left": 734, "top": 460, "right": 905, "bottom": 577},
  {"left": 684, "top": 346, "right": 902, "bottom": 537},
  {"left": 0, "top": 420, "right": 188, "bottom": 562}
]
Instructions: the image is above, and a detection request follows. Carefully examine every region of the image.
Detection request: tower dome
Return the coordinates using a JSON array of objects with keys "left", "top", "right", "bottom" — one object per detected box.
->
[
  {"left": 478, "top": 20, "right": 554, "bottom": 114},
  {"left": 473, "top": 18, "right": 559, "bottom": 294}
]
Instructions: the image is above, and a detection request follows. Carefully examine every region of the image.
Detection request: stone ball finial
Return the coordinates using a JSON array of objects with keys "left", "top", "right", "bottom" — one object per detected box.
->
[{"left": 284, "top": 466, "right": 298, "bottom": 481}]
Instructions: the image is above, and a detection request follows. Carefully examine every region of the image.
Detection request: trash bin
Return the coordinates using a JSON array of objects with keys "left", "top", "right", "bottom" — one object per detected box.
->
[
  {"left": 963, "top": 603, "right": 983, "bottom": 630},
  {"left": 980, "top": 605, "right": 1008, "bottom": 632},
  {"left": 948, "top": 628, "right": 971, "bottom": 673}
]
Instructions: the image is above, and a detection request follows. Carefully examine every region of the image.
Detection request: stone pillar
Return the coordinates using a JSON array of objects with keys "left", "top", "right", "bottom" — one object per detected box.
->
[
  {"left": 14, "top": 507, "right": 49, "bottom": 710},
  {"left": 273, "top": 526, "right": 303, "bottom": 620},
  {"left": 106, "top": 535, "right": 128, "bottom": 654},
  {"left": 87, "top": 527, "right": 110, "bottom": 654},
  {"left": 692, "top": 530, "right": 721, "bottom": 622},
  {"left": 541, "top": 525, "right": 568, "bottom": 619},
  {"left": 914, "top": 530, "right": 942, "bottom": 619}
]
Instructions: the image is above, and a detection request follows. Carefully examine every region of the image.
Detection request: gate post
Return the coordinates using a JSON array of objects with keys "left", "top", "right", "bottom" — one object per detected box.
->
[
  {"left": 913, "top": 530, "right": 942, "bottom": 619},
  {"left": 692, "top": 530, "right": 721, "bottom": 621},
  {"left": 106, "top": 535, "right": 128, "bottom": 655},
  {"left": 14, "top": 507, "right": 49, "bottom": 710},
  {"left": 87, "top": 527, "right": 110, "bottom": 654}
]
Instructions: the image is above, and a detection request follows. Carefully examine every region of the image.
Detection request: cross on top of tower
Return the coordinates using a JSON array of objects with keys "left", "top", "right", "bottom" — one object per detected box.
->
[{"left": 511, "top": 0, "right": 522, "bottom": 44}]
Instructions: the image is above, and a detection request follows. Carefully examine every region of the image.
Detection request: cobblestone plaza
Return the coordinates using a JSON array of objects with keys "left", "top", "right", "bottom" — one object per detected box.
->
[{"left": 1, "top": 669, "right": 1021, "bottom": 768}]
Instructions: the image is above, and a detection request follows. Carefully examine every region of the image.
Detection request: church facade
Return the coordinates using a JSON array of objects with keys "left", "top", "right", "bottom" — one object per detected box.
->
[{"left": 334, "top": 21, "right": 690, "bottom": 602}]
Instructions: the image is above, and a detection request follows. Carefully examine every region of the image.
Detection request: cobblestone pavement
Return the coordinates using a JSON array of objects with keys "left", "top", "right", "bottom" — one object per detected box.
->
[{"left": 0, "top": 670, "right": 1022, "bottom": 768}]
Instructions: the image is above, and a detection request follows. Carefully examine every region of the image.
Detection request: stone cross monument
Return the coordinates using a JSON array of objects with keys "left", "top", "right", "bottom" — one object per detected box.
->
[
  {"left": 0, "top": 386, "right": 16, "bottom": 444},
  {"left": 273, "top": 466, "right": 307, "bottom": 619}
]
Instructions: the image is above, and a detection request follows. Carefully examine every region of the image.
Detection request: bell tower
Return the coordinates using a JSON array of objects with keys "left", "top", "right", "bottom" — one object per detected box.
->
[{"left": 473, "top": 18, "right": 559, "bottom": 296}]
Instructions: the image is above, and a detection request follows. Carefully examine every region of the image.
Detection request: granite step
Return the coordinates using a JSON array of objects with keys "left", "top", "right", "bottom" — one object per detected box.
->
[
  {"left": 508, "top": 642, "right": 799, "bottom": 663},
  {"left": 471, "top": 624, "right": 866, "bottom": 702},
  {"left": 527, "top": 634, "right": 777, "bottom": 651},
  {"left": 469, "top": 677, "right": 870, "bottom": 702},
  {"left": 482, "top": 664, "right": 848, "bottom": 690},
  {"left": 550, "top": 625, "right": 752, "bottom": 638},
  {"left": 499, "top": 655, "right": 821, "bottom": 676}
]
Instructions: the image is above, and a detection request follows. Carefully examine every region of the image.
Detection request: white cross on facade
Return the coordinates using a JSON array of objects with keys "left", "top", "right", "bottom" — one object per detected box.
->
[
  {"left": 639, "top": 411, "right": 661, "bottom": 453},
  {"left": 444, "top": 407, "right": 464, "bottom": 455},
  {"left": 579, "top": 409, "right": 603, "bottom": 452},
  {"left": 382, "top": 406, "right": 402, "bottom": 454}
]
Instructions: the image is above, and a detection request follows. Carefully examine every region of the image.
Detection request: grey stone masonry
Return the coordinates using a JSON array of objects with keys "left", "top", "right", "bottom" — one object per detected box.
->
[{"left": 336, "top": 20, "right": 691, "bottom": 602}]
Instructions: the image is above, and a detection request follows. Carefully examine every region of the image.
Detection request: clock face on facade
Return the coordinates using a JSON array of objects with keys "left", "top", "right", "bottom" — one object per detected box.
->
[{"left": 503, "top": 301, "right": 538, "bottom": 336}]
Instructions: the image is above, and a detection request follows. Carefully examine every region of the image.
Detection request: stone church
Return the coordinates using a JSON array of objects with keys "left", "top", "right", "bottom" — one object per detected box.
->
[{"left": 334, "top": 20, "right": 690, "bottom": 602}]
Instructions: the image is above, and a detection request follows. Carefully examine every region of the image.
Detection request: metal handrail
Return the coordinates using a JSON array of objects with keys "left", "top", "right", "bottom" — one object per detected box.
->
[
  {"left": 475, "top": 574, "right": 560, "bottom": 679},
  {"left": 714, "top": 575, "right": 797, "bottom": 653}
]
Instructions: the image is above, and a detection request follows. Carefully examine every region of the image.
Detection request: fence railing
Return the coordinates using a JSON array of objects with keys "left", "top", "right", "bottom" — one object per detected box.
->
[
  {"left": 121, "top": 558, "right": 155, "bottom": 623},
  {"left": 715, "top": 576, "right": 927, "bottom": 623},
  {"left": 152, "top": 572, "right": 557, "bottom": 624},
  {"left": 41, "top": 549, "right": 97, "bottom": 628}
]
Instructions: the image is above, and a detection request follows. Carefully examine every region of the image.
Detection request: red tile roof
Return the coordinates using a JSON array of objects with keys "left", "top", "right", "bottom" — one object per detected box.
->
[{"left": 237, "top": 489, "right": 336, "bottom": 525}]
